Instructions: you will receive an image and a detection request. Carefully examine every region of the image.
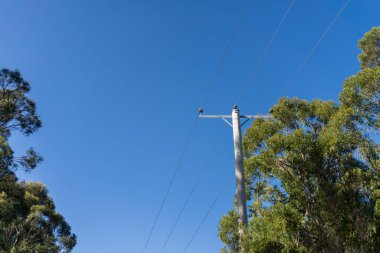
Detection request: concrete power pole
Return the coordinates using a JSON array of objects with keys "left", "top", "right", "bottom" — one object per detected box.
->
[
  {"left": 231, "top": 105, "right": 248, "bottom": 226},
  {"left": 198, "top": 105, "right": 270, "bottom": 231}
]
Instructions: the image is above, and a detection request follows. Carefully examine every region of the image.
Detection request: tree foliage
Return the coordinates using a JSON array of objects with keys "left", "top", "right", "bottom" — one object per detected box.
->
[
  {"left": 0, "top": 69, "right": 76, "bottom": 252},
  {"left": 219, "top": 27, "right": 380, "bottom": 253},
  {"left": 358, "top": 27, "right": 380, "bottom": 69}
]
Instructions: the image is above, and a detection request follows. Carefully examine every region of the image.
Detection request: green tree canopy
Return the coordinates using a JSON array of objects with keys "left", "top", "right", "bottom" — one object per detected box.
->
[
  {"left": 219, "top": 27, "right": 380, "bottom": 253},
  {"left": 0, "top": 69, "right": 76, "bottom": 252},
  {"left": 358, "top": 27, "right": 380, "bottom": 69}
]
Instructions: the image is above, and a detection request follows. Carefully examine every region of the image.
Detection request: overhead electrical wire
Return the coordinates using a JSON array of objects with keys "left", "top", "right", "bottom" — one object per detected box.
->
[
  {"left": 141, "top": 1, "right": 252, "bottom": 252},
  {"left": 142, "top": 117, "right": 199, "bottom": 253},
  {"left": 167, "top": 0, "right": 296, "bottom": 248},
  {"left": 164, "top": 1, "right": 295, "bottom": 252},
  {"left": 182, "top": 176, "right": 231, "bottom": 253},
  {"left": 159, "top": 128, "right": 225, "bottom": 253},
  {"left": 200, "top": 0, "right": 253, "bottom": 108},
  {"left": 236, "top": 0, "right": 296, "bottom": 104},
  {"left": 280, "top": 0, "right": 352, "bottom": 96},
  {"left": 180, "top": 1, "right": 353, "bottom": 252}
]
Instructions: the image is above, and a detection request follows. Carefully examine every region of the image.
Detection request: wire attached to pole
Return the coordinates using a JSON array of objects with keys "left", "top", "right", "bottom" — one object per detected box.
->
[
  {"left": 280, "top": 0, "right": 352, "bottom": 96},
  {"left": 236, "top": 0, "right": 296, "bottom": 104},
  {"left": 142, "top": 1, "right": 252, "bottom": 252}
]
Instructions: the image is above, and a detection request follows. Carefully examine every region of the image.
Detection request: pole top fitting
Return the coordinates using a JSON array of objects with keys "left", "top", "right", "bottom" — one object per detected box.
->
[
  {"left": 198, "top": 107, "right": 204, "bottom": 114},
  {"left": 233, "top": 104, "right": 238, "bottom": 110}
]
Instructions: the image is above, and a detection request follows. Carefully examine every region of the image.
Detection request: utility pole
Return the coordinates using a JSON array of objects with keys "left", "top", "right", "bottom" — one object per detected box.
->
[
  {"left": 198, "top": 105, "right": 270, "bottom": 232},
  {"left": 231, "top": 105, "right": 248, "bottom": 226}
]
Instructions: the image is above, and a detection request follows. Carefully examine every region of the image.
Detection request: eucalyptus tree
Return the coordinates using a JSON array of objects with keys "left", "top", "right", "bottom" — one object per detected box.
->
[
  {"left": 0, "top": 69, "right": 76, "bottom": 252},
  {"left": 219, "top": 27, "right": 380, "bottom": 253}
]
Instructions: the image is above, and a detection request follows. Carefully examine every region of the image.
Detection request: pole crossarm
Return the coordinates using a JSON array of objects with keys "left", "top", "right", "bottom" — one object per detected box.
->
[
  {"left": 197, "top": 106, "right": 272, "bottom": 230},
  {"left": 199, "top": 114, "right": 272, "bottom": 127},
  {"left": 198, "top": 115, "right": 232, "bottom": 119},
  {"left": 198, "top": 114, "right": 271, "bottom": 119}
]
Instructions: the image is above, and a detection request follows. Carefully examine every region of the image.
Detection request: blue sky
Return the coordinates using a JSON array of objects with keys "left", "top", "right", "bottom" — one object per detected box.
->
[{"left": 1, "top": 0, "right": 379, "bottom": 252}]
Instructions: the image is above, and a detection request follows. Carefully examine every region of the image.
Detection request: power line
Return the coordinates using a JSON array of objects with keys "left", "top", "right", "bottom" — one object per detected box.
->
[
  {"left": 280, "top": 0, "right": 352, "bottom": 96},
  {"left": 179, "top": 1, "right": 353, "bottom": 251},
  {"left": 178, "top": 1, "right": 352, "bottom": 252},
  {"left": 142, "top": 117, "right": 199, "bottom": 253},
  {"left": 177, "top": 2, "right": 296, "bottom": 251},
  {"left": 182, "top": 176, "right": 231, "bottom": 253},
  {"left": 142, "top": 1, "right": 252, "bottom": 252},
  {"left": 236, "top": 0, "right": 295, "bottom": 104},
  {"left": 200, "top": 0, "right": 252, "bottom": 108},
  {"left": 159, "top": 128, "right": 225, "bottom": 253}
]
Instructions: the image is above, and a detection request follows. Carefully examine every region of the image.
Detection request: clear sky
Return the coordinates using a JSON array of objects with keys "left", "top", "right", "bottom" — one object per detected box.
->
[{"left": 1, "top": 0, "right": 379, "bottom": 252}]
